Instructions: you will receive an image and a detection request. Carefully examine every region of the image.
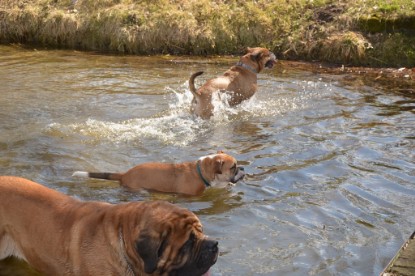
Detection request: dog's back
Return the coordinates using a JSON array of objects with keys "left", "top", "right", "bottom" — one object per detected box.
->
[{"left": 188, "top": 47, "right": 277, "bottom": 119}]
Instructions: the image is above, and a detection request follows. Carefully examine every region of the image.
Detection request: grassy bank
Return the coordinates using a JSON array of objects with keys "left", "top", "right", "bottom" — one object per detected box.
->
[{"left": 1, "top": 0, "right": 414, "bottom": 67}]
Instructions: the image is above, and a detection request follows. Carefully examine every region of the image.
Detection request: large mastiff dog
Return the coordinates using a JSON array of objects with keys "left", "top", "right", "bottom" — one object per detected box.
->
[
  {"left": 189, "top": 47, "right": 277, "bottom": 119},
  {"left": 0, "top": 176, "right": 218, "bottom": 275},
  {"left": 73, "top": 151, "right": 245, "bottom": 196}
]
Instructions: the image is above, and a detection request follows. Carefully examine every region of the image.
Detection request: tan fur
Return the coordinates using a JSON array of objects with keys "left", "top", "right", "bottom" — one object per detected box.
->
[
  {"left": 189, "top": 47, "right": 277, "bottom": 119},
  {"left": 0, "top": 176, "right": 218, "bottom": 275},
  {"left": 73, "top": 151, "right": 245, "bottom": 196}
]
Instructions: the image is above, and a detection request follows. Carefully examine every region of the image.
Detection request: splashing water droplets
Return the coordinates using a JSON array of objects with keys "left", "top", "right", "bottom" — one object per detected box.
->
[{"left": 45, "top": 80, "right": 326, "bottom": 147}]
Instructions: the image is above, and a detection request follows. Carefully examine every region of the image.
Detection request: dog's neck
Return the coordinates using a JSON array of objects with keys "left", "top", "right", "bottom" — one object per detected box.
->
[
  {"left": 119, "top": 228, "right": 136, "bottom": 276},
  {"left": 196, "top": 160, "right": 211, "bottom": 187},
  {"left": 236, "top": 61, "right": 258, "bottom": 74}
]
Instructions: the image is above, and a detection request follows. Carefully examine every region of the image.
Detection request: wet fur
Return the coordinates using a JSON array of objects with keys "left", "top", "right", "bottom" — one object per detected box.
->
[
  {"left": 73, "top": 152, "right": 245, "bottom": 196},
  {"left": 0, "top": 176, "right": 218, "bottom": 275},
  {"left": 189, "top": 47, "right": 277, "bottom": 119}
]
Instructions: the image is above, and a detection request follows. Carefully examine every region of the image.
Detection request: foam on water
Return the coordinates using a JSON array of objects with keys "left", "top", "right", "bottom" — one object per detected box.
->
[
  {"left": 47, "top": 114, "right": 206, "bottom": 147},
  {"left": 45, "top": 80, "right": 329, "bottom": 147}
]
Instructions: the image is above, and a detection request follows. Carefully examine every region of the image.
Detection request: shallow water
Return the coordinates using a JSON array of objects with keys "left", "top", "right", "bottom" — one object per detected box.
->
[{"left": 0, "top": 45, "right": 414, "bottom": 275}]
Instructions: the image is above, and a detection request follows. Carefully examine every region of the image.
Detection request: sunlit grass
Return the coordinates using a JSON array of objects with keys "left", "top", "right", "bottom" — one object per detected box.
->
[{"left": 0, "top": 0, "right": 414, "bottom": 66}]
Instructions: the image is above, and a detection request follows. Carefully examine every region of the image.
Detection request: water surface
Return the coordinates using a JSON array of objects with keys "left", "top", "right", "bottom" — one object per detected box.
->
[{"left": 0, "top": 45, "right": 414, "bottom": 275}]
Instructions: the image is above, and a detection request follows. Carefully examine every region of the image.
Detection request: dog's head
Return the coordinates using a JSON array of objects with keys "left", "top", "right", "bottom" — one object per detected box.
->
[
  {"left": 132, "top": 201, "right": 218, "bottom": 276},
  {"left": 242, "top": 47, "right": 277, "bottom": 73},
  {"left": 199, "top": 151, "right": 245, "bottom": 188}
]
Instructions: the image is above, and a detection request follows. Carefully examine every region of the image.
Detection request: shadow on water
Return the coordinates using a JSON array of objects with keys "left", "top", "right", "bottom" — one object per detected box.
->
[{"left": 0, "top": 258, "right": 41, "bottom": 276}]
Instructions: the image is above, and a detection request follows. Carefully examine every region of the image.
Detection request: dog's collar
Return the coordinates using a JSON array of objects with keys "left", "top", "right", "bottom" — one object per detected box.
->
[
  {"left": 236, "top": 61, "right": 258, "bottom": 74},
  {"left": 197, "top": 160, "right": 211, "bottom": 187}
]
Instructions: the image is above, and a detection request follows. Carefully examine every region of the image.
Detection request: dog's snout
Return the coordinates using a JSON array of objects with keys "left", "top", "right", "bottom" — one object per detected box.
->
[
  {"left": 231, "top": 166, "right": 245, "bottom": 183},
  {"left": 236, "top": 167, "right": 245, "bottom": 175},
  {"left": 208, "top": 240, "right": 219, "bottom": 252},
  {"left": 197, "top": 239, "right": 219, "bottom": 269}
]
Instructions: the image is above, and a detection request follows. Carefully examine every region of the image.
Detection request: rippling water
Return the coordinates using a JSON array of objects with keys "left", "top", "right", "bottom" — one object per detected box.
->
[{"left": 0, "top": 45, "right": 414, "bottom": 275}]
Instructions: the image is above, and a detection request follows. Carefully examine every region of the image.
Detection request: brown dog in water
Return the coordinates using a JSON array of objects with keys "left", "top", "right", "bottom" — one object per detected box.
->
[
  {"left": 189, "top": 47, "right": 277, "bottom": 119},
  {"left": 0, "top": 176, "right": 218, "bottom": 275},
  {"left": 73, "top": 151, "right": 245, "bottom": 196}
]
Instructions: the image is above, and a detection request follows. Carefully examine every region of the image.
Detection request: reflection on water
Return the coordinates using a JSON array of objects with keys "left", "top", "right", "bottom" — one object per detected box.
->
[{"left": 0, "top": 45, "right": 414, "bottom": 275}]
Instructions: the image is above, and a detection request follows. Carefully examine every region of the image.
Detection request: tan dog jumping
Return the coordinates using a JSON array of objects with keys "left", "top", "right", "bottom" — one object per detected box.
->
[
  {"left": 189, "top": 47, "right": 277, "bottom": 119},
  {"left": 73, "top": 151, "right": 245, "bottom": 196},
  {"left": 0, "top": 176, "right": 218, "bottom": 275}
]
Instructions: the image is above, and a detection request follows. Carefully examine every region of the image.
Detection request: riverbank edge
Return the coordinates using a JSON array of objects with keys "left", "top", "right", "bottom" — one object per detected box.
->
[
  {"left": 381, "top": 231, "right": 415, "bottom": 275},
  {"left": 1, "top": 0, "right": 414, "bottom": 68}
]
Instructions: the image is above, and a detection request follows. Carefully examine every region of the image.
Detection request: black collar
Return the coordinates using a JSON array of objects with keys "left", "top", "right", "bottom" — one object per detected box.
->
[{"left": 197, "top": 161, "right": 211, "bottom": 187}]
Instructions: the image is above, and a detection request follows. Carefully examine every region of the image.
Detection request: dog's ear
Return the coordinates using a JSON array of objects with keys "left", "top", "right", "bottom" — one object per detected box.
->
[
  {"left": 217, "top": 150, "right": 224, "bottom": 154},
  {"left": 214, "top": 158, "right": 224, "bottom": 174},
  {"left": 136, "top": 231, "right": 169, "bottom": 274},
  {"left": 250, "top": 50, "right": 263, "bottom": 62},
  {"left": 245, "top": 47, "right": 253, "bottom": 54},
  {"left": 136, "top": 233, "right": 159, "bottom": 273}
]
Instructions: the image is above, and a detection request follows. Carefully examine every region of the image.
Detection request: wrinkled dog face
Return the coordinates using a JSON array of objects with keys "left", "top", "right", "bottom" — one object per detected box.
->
[
  {"left": 135, "top": 203, "right": 218, "bottom": 276},
  {"left": 169, "top": 233, "right": 218, "bottom": 276}
]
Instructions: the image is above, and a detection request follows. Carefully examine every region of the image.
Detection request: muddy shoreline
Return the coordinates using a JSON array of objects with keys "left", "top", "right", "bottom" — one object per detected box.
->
[{"left": 277, "top": 60, "right": 415, "bottom": 96}]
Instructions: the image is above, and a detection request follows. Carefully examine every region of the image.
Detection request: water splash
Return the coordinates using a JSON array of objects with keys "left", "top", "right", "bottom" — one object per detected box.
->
[{"left": 45, "top": 80, "right": 328, "bottom": 146}]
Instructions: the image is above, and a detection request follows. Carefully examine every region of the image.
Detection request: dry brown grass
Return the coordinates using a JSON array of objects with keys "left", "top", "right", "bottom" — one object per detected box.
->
[
  {"left": 0, "top": 0, "right": 414, "bottom": 66},
  {"left": 310, "top": 31, "right": 372, "bottom": 64}
]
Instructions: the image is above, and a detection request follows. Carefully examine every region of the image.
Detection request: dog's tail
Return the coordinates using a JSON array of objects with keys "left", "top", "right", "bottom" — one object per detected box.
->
[
  {"left": 189, "top": 71, "right": 204, "bottom": 96},
  {"left": 72, "top": 171, "right": 122, "bottom": 181}
]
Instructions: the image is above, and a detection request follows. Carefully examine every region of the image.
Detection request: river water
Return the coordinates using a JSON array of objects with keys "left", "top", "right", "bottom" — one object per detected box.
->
[{"left": 0, "top": 45, "right": 414, "bottom": 275}]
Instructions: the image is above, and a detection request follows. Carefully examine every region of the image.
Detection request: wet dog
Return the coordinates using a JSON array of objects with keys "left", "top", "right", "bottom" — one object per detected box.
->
[
  {"left": 0, "top": 176, "right": 218, "bottom": 275},
  {"left": 189, "top": 47, "right": 277, "bottom": 119},
  {"left": 73, "top": 151, "right": 245, "bottom": 195}
]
